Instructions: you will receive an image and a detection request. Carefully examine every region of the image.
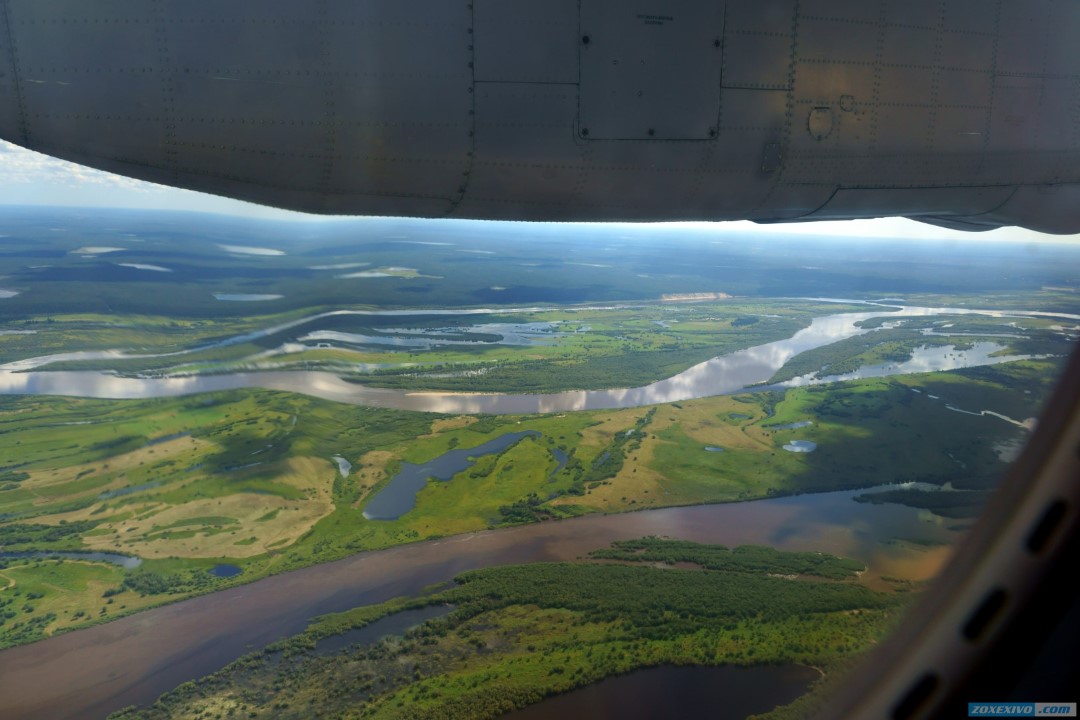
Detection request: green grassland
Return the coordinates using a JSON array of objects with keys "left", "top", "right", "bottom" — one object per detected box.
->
[
  {"left": 107, "top": 540, "right": 907, "bottom": 720},
  {"left": 0, "top": 356, "right": 1053, "bottom": 649}
]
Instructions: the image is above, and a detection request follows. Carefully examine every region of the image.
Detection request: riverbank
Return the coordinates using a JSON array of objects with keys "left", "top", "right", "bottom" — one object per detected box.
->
[
  {"left": 108, "top": 545, "right": 891, "bottom": 720},
  {"left": 0, "top": 487, "right": 950, "bottom": 720}
]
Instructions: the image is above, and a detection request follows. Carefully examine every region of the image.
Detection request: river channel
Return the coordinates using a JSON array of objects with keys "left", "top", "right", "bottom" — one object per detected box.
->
[
  {"left": 0, "top": 304, "right": 1067, "bottom": 414},
  {"left": 0, "top": 486, "right": 956, "bottom": 720}
]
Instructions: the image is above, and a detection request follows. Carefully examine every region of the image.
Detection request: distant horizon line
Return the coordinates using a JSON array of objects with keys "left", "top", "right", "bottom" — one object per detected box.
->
[{"left": 2, "top": 202, "right": 1080, "bottom": 246}]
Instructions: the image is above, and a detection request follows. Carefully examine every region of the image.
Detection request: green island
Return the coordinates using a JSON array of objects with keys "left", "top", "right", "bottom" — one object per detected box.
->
[{"left": 107, "top": 539, "right": 907, "bottom": 720}]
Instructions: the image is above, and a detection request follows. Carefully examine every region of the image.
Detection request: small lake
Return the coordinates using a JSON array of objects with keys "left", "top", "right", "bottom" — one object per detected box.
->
[
  {"left": 767, "top": 420, "right": 813, "bottom": 430},
  {"left": 363, "top": 431, "right": 542, "bottom": 520},
  {"left": 783, "top": 440, "right": 818, "bottom": 453},
  {"left": 118, "top": 263, "right": 172, "bottom": 273},
  {"left": 208, "top": 564, "right": 242, "bottom": 578},
  {"left": 503, "top": 664, "right": 820, "bottom": 720},
  {"left": 212, "top": 294, "right": 284, "bottom": 302},
  {"left": 550, "top": 448, "right": 569, "bottom": 477},
  {"left": 0, "top": 551, "right": 142, "bottom": 569},
  {"left": 331, "top": 455, "right": 352, "bottom": 478}
]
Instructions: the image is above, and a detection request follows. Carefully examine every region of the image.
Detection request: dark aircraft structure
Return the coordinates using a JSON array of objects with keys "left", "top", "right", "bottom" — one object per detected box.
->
[
  {"left": 0, "top": 1, "right": 1078, "bottom": 719},
  {"left": 2, "top": 0, "right": 1080, "bottom": 232}
]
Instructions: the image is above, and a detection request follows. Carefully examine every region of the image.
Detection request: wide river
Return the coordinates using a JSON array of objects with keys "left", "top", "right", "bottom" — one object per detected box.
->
[
  {"left": 0, "top": 487, "right": 956, "bottom": 720},
  {"left": 0, "top": 303, "right": 1070, "bottom": 414}
]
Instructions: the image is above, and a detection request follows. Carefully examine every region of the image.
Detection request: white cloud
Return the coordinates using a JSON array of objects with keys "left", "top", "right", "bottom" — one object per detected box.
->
[
  {"left": 0, "top": 140, "right": 307, "bottom": 220},
  {"left": 0, "top": 140, "right": 147, "bottom": 191}
]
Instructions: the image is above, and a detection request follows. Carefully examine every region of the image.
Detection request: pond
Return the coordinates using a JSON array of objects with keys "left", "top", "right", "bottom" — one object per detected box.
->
[
  {"left": 766, "top": 420, "right": 813, "bottom": 430},
  {"left": 208, "top": 564, "right": 242, "bottom": 578},
  {"left": 549, "top": 447, "right": 569, "bottom": 477},
  {"left": 331, "top": 455, "right": 352, "bottom": 478},
  {"left": 212, "top": 293, "right": 284, "bottom": 302},
  {"left": 118, "top": 263, "right": 172, "bottom": 273},
  {"left": 503, "top": 664, "right": 820, "bottom": 720},
  {"left": 363, "top": 431, "right": 542, "bottom": 520},
  {"left": 783, "top": 440, "right": 818, "bottom": 453}
]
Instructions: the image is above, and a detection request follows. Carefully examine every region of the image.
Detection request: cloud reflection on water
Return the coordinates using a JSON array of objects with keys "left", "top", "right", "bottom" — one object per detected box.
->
[{"left": 0, "top": 304, "right": 1068, "bottom": 414}]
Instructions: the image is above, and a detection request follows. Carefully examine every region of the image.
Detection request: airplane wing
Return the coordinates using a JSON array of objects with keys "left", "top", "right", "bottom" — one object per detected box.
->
[{"left": 1, "top": 0, "right": 1078, "bottom": 229}]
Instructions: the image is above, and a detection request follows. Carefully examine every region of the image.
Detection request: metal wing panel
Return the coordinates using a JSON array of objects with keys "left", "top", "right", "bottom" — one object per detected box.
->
[
  {"left": 806, "top": 186, "right": 1015, "bottom": 220},
  {"left": 721, "top": 31, "right": 793, "bottom": 90},
  {"left": 0, "top": 4, "right": 23, "bottom": 145},
  {"left": 882, "top": 0, "right": 940, "bottom": 27},
  {"left": 4, "top": 1, "right": 167, "bottom": 167},
  {"left": 474, "top": 0, "right": 579, "bottom": 83},
  {"left": 571, "top": 141, "right": 724, "bottom": 218},
  {"left": 798, "top": 0, "right": 879, "bottom": 22},
  {"left": 706, "top": 87, "right": 788, "bottom": 215},
  {"left": 997, "top": 2, "right": 1051, "bottom": 76},
  {"left": 942, "top": 0, "right": 998, "bottom": 33},
  {"left": 465, "top": 82, "right": 584, "bottom": 218},
  {"left": 317, "top": 0, "right": 474, "bottom": 203},
  {"left": 578, "top": 0, "right": 724, "bottom": 141},
  {"left": 1, "top": 0, "right": 1079, "bottom": 232},
  {"left": 795, "top": 15, "right": 879, "bottom": 65}
]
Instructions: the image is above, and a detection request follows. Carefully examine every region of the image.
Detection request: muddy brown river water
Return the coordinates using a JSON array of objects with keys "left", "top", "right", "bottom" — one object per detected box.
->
[{"left": 0, "top": 487, "right": 954, "bottom": 720}]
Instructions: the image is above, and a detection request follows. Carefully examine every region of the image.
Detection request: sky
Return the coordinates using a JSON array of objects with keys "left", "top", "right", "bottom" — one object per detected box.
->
[{"left": 2, "top": 139, "right": 1077, "bottom": 245}]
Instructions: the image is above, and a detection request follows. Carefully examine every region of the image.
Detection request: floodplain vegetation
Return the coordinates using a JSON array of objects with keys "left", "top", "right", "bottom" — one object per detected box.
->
[
  {"left": 8, "top": 300, "right": 838, "bottom": 394},
  {"left": 0, "top": 354, "right": 1055, "bottom": 650},
  {"left": 106, "top": 539, "right": 908, "bottom": 720}
]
